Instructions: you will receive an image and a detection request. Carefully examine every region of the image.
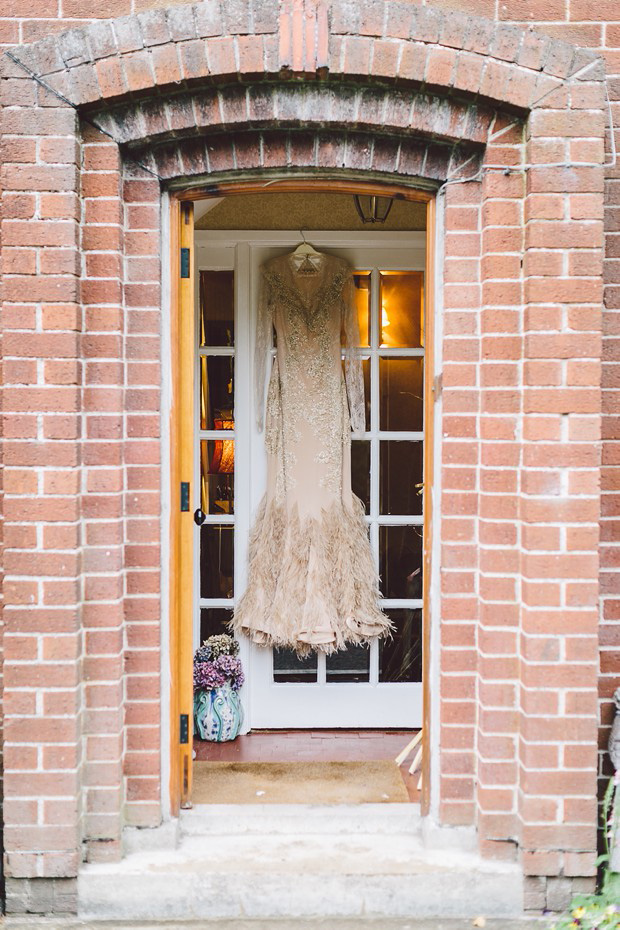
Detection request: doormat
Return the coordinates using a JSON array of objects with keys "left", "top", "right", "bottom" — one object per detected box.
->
[{"left": 192, "top": 760, "right": 409, "bottom": 804}]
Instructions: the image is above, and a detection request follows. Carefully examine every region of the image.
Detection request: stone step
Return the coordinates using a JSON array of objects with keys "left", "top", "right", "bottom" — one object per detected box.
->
[
  {"left": 178, "top": 803, "right": 423, "bottom": 837},
  {"left": 5, "top": 921, "right": 546, "bottom": 930},
  {"left": 78, "top": 827, "right": 523, "bottom": 921}
]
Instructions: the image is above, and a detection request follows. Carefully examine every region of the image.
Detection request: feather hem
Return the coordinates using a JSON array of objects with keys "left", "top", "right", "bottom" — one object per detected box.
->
[{"left": 231, "top": 495, "right": 392, "bottom": 656}]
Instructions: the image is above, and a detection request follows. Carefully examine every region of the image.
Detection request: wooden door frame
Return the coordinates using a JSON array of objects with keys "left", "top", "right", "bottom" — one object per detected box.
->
[
  {"left": 168, "top": 179, "right": 436, "bottom": 816},
  {"left": 169, "top": 197, "right": 195, "bottom": 814}
]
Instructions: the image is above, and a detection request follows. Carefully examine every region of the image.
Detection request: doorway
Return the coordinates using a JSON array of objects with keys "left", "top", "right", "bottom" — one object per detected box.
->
[
  {"left": 195, "top": 227, "right": 427, "bottom": 729},
  {"left": 169, "top": 185, "right": 435, "bottom": 810}
]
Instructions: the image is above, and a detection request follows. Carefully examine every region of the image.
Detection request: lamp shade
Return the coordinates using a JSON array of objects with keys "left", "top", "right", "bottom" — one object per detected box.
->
[{"left": 353, "top": 194, "right": 394, "bottom": 224}]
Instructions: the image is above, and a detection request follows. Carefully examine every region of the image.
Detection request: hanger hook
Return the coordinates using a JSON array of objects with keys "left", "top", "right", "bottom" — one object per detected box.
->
[{"left": 300, "top": 228, "right": 307, "bottom": 243}]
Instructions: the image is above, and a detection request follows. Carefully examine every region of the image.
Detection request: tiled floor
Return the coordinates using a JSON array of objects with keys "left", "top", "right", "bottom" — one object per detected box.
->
[{"left": 194, "top": 729, "right": 421, "bottom": 802}]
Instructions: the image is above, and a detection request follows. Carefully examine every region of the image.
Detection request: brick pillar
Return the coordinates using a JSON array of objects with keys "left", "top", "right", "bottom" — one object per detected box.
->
[
  {"left": 437, "top": 178, "right": 482, "bottom": 826},
  {"left": 122, "top": 166, "right": 162, "bottom": 828},
  {"left": 600, "top": 38, "right": 620, "bottom": 809},
  {"left": 80, "top": 124, "right": 125, "bottom": 862},
  {"left": 519, "top": 79, "right": 605, "bottom": 912},
  {"left": 1, "top": 61, "right": 83, "bottom": 914},
  {"left": 476, "top": 118, "right": 525, "bottom": 860}
]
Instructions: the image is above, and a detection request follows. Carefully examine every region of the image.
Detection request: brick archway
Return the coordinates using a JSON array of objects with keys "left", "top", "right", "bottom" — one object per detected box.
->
[{"left": 0, "top": 0, "right": 606, "bottom": 915}]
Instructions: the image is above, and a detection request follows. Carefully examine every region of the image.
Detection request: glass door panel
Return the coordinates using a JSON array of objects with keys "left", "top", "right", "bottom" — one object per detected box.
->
[
  {"left": 379, "top": 608, "right": 423, "bottom": 683},
  {"left": 351, "top": 439, "right": 371, "bottom": 511},
  {"left": 326, "top": 645, "right": 371, "bottom": 683},
  {"left": 200, "top": 440, "right": 234, "bottom": 514},
  {"left": 199, "top": 356, "right": 234, "bottom": 430},
  {"left": 379, "top": 525, "right": 424, "bottom": 600},
  {"left": 195, "top": 236, "right": 427, "bottom": 729},
  {"left": 195, "top": 269, "right": 236, "bottom": 650},
  {"left": 200, "top": 607, "right": 234, "bottom": 642},
  {"left": 379, "top": 271, "right": 424, "bottom": 348},
  {"left": 200, "top": 270, "right": 234, "bottom": 346},
  {"left": 273, "top": 648, "right": 318, "bottom": 684},
  {"left": 199, "top": 525, "right": 234, "bottom": 599},
  {"left": 353, "top": 271, "right": 371, "bottom": 347},
  {"left": 380, "top": 441, "right": 424, "bottom": 515},
  {"left": 379, "top": 358, "right": 424, "bottom": 431}
]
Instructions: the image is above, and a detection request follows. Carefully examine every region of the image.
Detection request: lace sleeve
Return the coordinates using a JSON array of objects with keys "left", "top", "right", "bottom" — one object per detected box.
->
[
  {"left": 342, "top": 271, "right": 366, "bottom": 437},
  {"left": 255, "top": 269, "right": 273, "bottom": 432}
]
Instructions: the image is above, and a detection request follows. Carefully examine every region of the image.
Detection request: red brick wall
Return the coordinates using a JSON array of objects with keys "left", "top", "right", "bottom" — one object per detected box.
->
[
  {"left": 520, "top": 87, "right": 604, "bottom": 904},
  {"left": 477, "top": 119, "right": 523, "bottom": 856},
  {"left": 2, "top": 0, "right": 615, "bottom": 822},
  {"left": 81, "top": 124, "right": 125, "bottom": 858},
  {"left": 121, "top": 166, "right": 163, "bottom": 829},
  {"left": 439, "top": 0, "right": 618, "bottom": 840},
  {"left": 1, "top": 93, "right": 84, "bottom": 885},
  {"left": 0, "top": 0, "right": 614, "bottom": 915}
]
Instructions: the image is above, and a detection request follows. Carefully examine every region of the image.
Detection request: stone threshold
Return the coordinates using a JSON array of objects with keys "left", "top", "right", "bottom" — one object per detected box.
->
[{"left": 3, "top": 920, "right": 550, "bottom": 930}]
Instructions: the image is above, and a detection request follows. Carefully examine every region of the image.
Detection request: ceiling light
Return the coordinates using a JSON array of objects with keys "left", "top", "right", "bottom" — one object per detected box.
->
[{"left": 353, "top": 194, "right": 394, "bottom": 224}]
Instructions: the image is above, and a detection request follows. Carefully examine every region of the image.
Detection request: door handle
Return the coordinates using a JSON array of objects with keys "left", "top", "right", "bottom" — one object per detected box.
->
[{"left": 194, "top": 509, "right": 206, "bottom": 526}]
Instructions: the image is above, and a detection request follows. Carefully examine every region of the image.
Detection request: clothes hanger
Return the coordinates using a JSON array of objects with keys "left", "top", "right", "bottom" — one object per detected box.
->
[
  {"left": 292, "top": 229, "right": 321, "bottom": 257},
  {"left": 290, "top": 229, "right": 321, "bottom": 274}
]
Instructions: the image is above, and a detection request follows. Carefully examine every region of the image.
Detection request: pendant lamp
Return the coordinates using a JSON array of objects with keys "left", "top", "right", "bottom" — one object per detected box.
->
[{"left": 353, "top": 194, "right": 394, "bottom": 224}]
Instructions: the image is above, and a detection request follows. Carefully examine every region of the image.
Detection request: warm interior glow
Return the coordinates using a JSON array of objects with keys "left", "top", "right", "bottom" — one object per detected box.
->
[
  {"left": 354, "top": 272, "right": 370, "bottom": 346},
  {"left": 380, "top": 271, "right": 424, "bottom": 349},
  {"left": 380, "top": 297, "right": 395, "bottom": 348},
  {"left": 210, "top": 419, "right": 235, "bottom": 474}
]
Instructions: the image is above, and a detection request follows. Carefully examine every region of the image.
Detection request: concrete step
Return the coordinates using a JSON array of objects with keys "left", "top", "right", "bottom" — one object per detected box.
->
[
  {"left": 79, "top": 807, "right": 523, "bottom": 921},
  {"left": 178, "top": 803, "right": 423, "bottom": 837},
  {"left": 6, "top": 919, "right": 548, "bottom": 929},
  {"left": 122, "top": 804, "right": 426, "bottom": 855}
]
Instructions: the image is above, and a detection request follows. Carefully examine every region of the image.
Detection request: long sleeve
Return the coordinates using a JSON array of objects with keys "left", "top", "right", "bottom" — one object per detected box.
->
[
  {"left": 255, "top": 269, "right": 273, "bottom": 432},
  {"left": 342, "top": 272, "right": 366, "bottom": 437}
]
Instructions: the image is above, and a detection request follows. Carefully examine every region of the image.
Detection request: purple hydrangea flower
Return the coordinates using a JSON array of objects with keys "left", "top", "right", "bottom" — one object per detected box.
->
[
  {"left": 214, "top": 654, "right": 244, "bottom": 691},
  {"left": 193, "top": 635, "right": 244, "bottom": 692},
  {"left": 193, "top": 661, "right": 227, "bottom": 691}
]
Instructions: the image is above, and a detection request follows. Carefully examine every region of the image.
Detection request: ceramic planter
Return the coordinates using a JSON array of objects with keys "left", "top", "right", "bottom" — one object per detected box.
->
[{"left": 194, "top": 683, "right": 244, "bottom": 742}]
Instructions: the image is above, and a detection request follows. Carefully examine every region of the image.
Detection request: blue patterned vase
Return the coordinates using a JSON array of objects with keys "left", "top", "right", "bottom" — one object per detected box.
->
[{"left": 193, "top": 684, "right": 244, "bottom": 742}]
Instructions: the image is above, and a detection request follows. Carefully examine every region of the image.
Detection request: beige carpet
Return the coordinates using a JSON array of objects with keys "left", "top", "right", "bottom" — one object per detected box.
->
[{"left": 192, "top": 760, "right": 409, "bottom": 804}]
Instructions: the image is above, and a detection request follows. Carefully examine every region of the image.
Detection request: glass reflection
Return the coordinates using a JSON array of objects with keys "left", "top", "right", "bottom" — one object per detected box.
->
[
  {"left": 380, "top": 441, "right": 423, "bottom": 516},
  {"left": 200, "top": 356, "right": 234, "bottom": 431},
  {"left": 351, "top": 440, "right": 370, "bottom": 512},
  {"left": 380, "top": 608, "right": 422, "bottom": 682},
  {"left": 380, "top": 272, "right": 424, "bottom": 348},
  {"left": 273, "top": 647, "right": 318, "bottom": 683},
  {"left": 200, "top": 270, "right": 234, "bottom": 347},
  {"left": 200, "top": 524, "right": 234, "bottom": 599},
  {"left": 200, "top": 607, "right": 233, "bottom": 642},
  {"left": 379, "top": 357, "right": 424, "bottom": 432},
  {"left": 353, "top": 272, "right": 370, "bottom": 347},
  {"left": 362, "top": 357, "right": 370, "bottom": 431},
  {"left": 326, "top": 644, "right": 370, "bottom": 682},
  {"left": 379, "top": 524, "right": 423, "bottom": 600},
  {"left": 200, "top": 441, "right": 234, "bottom": 515}
]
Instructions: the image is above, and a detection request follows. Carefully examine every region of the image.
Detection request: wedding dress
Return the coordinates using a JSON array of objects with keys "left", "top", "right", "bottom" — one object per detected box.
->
[{"left": 231, "top": 249, "right": 391, "bottom": 654}]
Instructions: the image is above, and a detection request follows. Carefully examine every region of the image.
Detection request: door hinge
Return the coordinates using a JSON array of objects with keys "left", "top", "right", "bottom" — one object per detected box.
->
[
  {"left": 180, "top": 481, "right": 190, "bottom": 512},
  {"left": 180, "top": 713, "right": 189, "bottom": 744},
  {"left": 180, "top": 247, "right": 190, "bottom": 278}
]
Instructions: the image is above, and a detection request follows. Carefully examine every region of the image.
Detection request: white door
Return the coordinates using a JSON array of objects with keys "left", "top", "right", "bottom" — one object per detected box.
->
[{"left": 194, "top": 231, "right": 427, "bottom": 729}]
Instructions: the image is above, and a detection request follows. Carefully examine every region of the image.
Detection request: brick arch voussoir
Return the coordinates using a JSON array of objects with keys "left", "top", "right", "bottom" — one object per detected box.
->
[
  {"left": 2, "top": 0, "right": 604, "bottom": 125},
  {"left": 129, "top": 127, "right": 483, "bottom": 185},
  {"left": 92, "top": 82, "right": 498, "bottom": 155}
]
